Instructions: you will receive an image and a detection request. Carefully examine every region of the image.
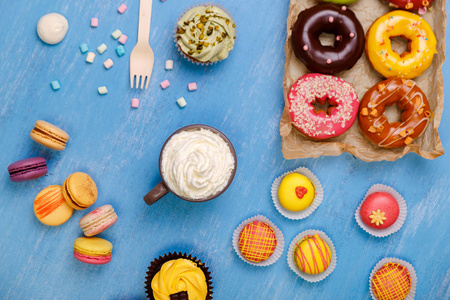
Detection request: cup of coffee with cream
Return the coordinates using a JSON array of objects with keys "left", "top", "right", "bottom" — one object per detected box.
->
[{"left": 144, "top": 124, "right": 237, "bottom": 205}]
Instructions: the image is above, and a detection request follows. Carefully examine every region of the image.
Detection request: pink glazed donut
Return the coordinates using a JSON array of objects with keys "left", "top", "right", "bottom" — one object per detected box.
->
[{"left": 288, "top": 73, "right": 359, "bottom": 140}]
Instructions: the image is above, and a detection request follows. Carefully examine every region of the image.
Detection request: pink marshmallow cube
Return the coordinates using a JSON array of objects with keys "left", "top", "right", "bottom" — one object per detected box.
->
[
  {"left": 103, "top": 58, "right": 114, "bottom": 69},
  {"left": 160, "top": 79, "right": 170, "bottom": 89},
  {"left": 91, "top": 18, "right": 98, "bottom": 27},
  {"left": 118, "top": 35, "right": 128, "bottom": 45},
  {"left": 131, "top": 98, "right": 139, "bottom": 108},
  {"left": 118, "top": 3, "right": 127, "bottom": 13},
  {"left": 188, "top": 82, "right": 197, "bottom": 91}
]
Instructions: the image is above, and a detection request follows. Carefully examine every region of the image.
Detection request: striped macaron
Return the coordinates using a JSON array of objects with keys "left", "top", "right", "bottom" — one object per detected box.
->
[
  {"left": 79, "top": 204, "right": 118, "bottom": 236},
  {"left": 34, "top": 185, "right": 74, "bottom": 226}
]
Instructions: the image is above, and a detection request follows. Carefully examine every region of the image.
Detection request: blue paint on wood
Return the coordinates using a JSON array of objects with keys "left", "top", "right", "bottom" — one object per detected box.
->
[{"left": 0, "top": 0, "right": 449, "bottom": 299}]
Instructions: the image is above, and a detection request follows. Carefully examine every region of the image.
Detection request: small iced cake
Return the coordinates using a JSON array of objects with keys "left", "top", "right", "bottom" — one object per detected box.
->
[
  {"left": 176, "top": 5, "right": 236, "bottom": 64},
  {"left": 360, "top": 192, "right": 399, "bottom": 229},
  {"left": 238, "top": 220, "right": 277, "bottom": 263},
  {"left": 372, "top": 262, "right": 411, "bottom": 300},
  {"left": 278, "top": 173, "right": 315, "bottom": 211},
  {"left": 293, "top": 234, "right": 331, "bottom": 275}
]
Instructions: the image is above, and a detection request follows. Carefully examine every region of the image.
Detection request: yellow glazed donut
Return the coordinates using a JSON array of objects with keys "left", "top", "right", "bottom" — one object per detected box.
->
[
  {"left": 366, "top": 10, "right": 437, "bottom": 79},
  {"left": 278, "top": 173, "right": 315, "bottom": 212}
]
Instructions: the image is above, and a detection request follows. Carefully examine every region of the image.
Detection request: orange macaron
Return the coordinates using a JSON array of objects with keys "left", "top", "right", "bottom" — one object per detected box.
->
[
  {"left": 34, "top": 185, "right": 74, "bottom": 226},
  {"left": 29, "top": 120, "right": 69, "bottom": 151},
  {"left": 62, "top": 172, "right": 98, "bottom": 210}
]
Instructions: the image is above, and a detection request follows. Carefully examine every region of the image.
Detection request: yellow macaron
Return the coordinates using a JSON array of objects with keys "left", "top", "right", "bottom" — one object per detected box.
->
[
  {"left": 34, "top": 185, "right": 74, "bottom": 226},
  {"left": 30, "top": 120, "right": 69, "bottom": 151},
  {"left": 278, "top": 173, "right": 315, "bottom": 211},
  {"left": 73, "top": 237, "right": 113, "bottom": 265},
  {"left": 62, "top": 172, "right": 98, "bottom": 210}
]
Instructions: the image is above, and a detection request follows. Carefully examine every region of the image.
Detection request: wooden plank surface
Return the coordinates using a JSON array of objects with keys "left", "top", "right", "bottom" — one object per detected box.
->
[{"left": 0, "top": 0, "right": 449, "bottom": 299}]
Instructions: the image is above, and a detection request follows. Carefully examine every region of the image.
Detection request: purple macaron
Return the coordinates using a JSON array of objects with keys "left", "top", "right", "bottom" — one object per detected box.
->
[{"left": 7, "top": 157, "right": 48, "bottom": 182}]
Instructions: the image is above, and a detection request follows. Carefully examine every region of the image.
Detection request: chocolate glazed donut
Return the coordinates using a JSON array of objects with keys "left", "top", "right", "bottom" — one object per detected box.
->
[{"left": 291, "top": 3, "right": 365, "bottom": 74}]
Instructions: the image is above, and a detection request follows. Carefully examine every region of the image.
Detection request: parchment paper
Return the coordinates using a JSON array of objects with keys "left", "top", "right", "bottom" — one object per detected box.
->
[{"left": 281, "top": 0, "right": 446, "bottom": 161}]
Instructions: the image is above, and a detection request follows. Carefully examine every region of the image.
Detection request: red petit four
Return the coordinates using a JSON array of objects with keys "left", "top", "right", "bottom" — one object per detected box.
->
[
  {"left": 238, "top": 220, "right": 277, "bottom": 263},
  {"left": 372, "top": 262, "right": 411, "bottom": 300},
  {"left": 360, "top": 192, "right": 399, "bottom": 229}
]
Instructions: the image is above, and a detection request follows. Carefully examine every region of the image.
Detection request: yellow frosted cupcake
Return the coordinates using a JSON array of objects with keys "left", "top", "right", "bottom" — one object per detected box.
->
[
  {"left": 145, "top": 252, "right": 213, "bottom": 300},
  {"left": 278, "top": 173, "right": 315, "bottom": 211}
]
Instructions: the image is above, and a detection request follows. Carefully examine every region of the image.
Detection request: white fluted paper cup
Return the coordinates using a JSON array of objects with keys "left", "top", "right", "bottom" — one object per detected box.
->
[
  {"left": 355, "top": 184, "right": 407, "bottom": 238},
  {"left": 287, "top": 229, "right": 337, "bottom": 282},
  {"left": 174, "top": 3, "right": 237, "bottom": 66},
  {"left": 271, "top": 167, "right": 323, "bottom": 220},
  {"left": 232, "top": 215, "right": 284, "bottom": 267},
  {"left": 369, "top": 257, "right": 417, "bottom": 300}
]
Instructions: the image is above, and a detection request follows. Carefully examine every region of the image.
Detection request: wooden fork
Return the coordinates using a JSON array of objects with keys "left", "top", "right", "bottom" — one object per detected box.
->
[{"left": 129, "top": 0, "right": 154, "bottom": 89}]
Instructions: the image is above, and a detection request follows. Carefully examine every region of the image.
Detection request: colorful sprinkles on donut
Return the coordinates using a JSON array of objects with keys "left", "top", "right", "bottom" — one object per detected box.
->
[
  {"left": 365, "top": 10, "right": 437, "bottom": 79},
  {"left": 288, "top": 73, "right": 359, "bottom": 140}
]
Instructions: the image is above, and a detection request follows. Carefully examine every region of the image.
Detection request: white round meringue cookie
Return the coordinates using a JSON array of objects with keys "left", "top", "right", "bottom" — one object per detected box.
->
[{"left": 37, "top": 13, "right": 69, "bottom": 45}]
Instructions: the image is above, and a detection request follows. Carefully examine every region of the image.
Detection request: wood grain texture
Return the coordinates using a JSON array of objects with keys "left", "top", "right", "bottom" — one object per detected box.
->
[{"left": 0, "top": 0, "right": 449, "bottom": 299}]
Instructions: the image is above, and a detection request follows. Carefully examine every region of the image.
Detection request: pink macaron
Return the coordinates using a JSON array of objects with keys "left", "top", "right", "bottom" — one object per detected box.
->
[
  {"left": 73, "top": 251, "right": 112, "bottom": 265},
  {"left": 79, "top": 204, "right": 118, "bottom": 236}
]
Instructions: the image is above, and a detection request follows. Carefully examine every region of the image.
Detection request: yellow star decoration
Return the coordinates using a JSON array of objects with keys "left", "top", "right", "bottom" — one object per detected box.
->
[{"left": 369, "top": 209, "right": 387, "bottom": 226}]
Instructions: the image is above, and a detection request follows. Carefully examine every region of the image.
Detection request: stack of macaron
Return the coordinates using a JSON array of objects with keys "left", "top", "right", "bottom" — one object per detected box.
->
[
  {"left": 74, "top": 204, "right": 118, "bottom": 265},
  {"left": 33, "top": 172, "right": 98, "bottom": 226},
  {"left": 7, "top": 120, "right": 69, "bottom": 183},
  {"left": 33, "top": 172, "right": 119, "bottom": 265},
  {"left": 33, "top": 173, "right": 119, "bottom": 265},
  {"left": 7, "top": 120, "right": 119, "bottom": 266}
]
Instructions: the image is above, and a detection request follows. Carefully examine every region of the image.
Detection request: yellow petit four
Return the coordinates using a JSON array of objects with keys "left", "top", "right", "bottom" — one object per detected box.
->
[
  {"left": 278, "top": 173, "right": 315, "bottom": 211},
  {"left": 293, "top": 234, "right": 331, "bottom": 275}
]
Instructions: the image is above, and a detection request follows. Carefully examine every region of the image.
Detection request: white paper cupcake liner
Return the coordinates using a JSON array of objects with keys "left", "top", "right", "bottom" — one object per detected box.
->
[
  {"left": 355, "top": 184, "right": 407, "bottom": 238},
  {"left": 287, "top": 229, "right": 337, "bottom": 282},
  {"left": 174, "top": 3, "right": 236, "bottom": 66},
  {"left": 271, "top": 167, "right": 324, "bottom": 220},
  {"left": 232, "top": 215, "right": 284, "bottom": 267},
  {"left": 369, "top": 257, "right": 417, "bottom": 300}
]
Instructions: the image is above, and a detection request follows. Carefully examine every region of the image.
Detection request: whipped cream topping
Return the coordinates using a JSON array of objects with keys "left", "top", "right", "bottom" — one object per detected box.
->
[
  {"left": 37, "top": 13, "right": 69, "bottom": 45},
  {"left": 161, "top": 128, "right": 235, "bottom": 200}
]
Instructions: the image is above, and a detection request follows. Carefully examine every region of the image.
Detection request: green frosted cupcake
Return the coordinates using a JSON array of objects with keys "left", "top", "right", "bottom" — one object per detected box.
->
[{"left": 176, "top": 5, "right": 236, "bottom": 65}]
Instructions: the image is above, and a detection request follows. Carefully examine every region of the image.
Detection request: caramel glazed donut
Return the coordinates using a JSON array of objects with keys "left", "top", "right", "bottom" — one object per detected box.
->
[
  {"left": 359, "top": 77, "right": 431, "bottom": 148},
  {"left": 291, "top": 3, "right": 365, "bottom": 74}
]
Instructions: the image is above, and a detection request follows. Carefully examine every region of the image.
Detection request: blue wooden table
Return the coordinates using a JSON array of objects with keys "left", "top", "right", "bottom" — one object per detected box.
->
[{"left": 0, "top": 0, "right": 449, "bottom": 299}]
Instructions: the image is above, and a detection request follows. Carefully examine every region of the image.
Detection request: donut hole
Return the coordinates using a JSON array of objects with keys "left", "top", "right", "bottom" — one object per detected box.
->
[
  {"left": 390, "top": 36, "right": 411, "bottom": 57},
  {"left": 313, "top": 98, "right": 337, "bottom": 116},
  {"left": 384, "top": 104, "right": 403, "bottom": 123},
  {"left": 319, "top": 32, "right": 336, "bottom": 47}
]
